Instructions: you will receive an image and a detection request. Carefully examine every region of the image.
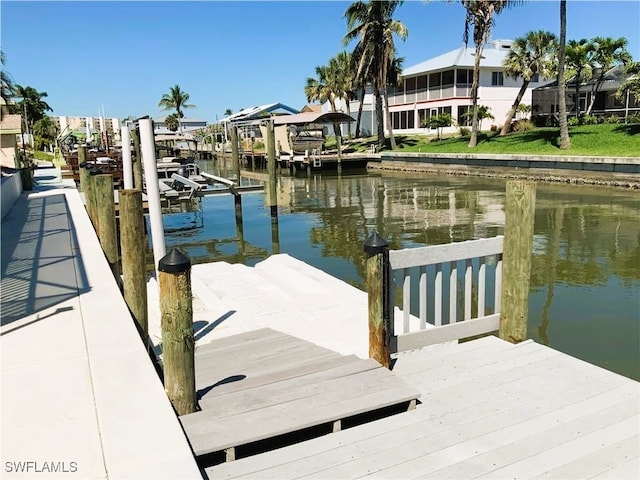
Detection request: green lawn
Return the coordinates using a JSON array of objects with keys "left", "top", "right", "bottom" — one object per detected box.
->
[{"left": 343, "top": 124, "right": 640, "bottom": 157}]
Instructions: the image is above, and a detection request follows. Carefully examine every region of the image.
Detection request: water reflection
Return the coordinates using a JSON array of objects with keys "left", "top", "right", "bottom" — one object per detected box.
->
[{"left": 162, "top": 164, "right": 639, "bottom": 380}]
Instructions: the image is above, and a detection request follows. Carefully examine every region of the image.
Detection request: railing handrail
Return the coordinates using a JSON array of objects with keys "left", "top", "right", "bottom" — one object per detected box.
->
[{"left": 389, "top": 236, "right": 504, "bottom": 270}]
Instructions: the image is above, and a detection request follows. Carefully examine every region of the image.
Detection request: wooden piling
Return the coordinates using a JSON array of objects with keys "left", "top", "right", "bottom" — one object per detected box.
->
[
  {"left": 119, "top": 189, "right": 148, "bottom": 337},
  {"left": 499, "top": 180, "right": 536, "bottom": 344},
  {"left": 364, "top": 232, "right": 391, "bottom": 368},
  {"left": 131, "top": 128, "right": 144, "bottom": 191},
  {"left": 78, "top": 146, "right": 88, "bottom": 192},
  {"left": 87, "top": 168, "right": 102, "bottom": 232},
  {"left": 231, "top": 126, "right": 243, "bottom": 212},
  {"left": 266, "top": 119, "right": 278, "bottom": 220},
  {"left": 94, "top": 173, "right": 120, "bottom": 277},
  {"left": 159, "top": 249, "right": 196, "bottom": 416}
]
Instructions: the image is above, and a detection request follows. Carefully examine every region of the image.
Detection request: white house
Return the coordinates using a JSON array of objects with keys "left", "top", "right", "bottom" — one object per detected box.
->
[{"left": 336, "top": 39, "right": 549, "bottom": 137}]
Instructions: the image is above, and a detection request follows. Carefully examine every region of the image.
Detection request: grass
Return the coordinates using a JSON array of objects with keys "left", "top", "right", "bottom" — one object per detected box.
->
[{"left": 341, "top": 124, "right": 640, "bottom": 157}]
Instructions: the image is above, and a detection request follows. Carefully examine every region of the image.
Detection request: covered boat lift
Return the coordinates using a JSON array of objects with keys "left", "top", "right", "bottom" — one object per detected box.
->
[{"left": 270, "top": 111, "right": 355, "bottom": 155}]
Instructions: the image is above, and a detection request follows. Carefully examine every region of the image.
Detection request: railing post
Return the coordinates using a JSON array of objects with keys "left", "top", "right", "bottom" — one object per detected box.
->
[
  {"left": 499, "top": 180, "right": 536, "bottom": 343},
  {"left": 159, "top": 248, "right": 196, "bottom": 416},
  {"left": 364, "top": 232, "right": 391, "bottom": 368},
  {"left": 119, "top": 189, "right": 148, "bottom": 338}
]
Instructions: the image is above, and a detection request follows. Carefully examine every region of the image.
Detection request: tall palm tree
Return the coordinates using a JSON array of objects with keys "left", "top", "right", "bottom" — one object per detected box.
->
[
  {"left": 585, "top": 36, "right": 631, "bottom": 115},
  {"left": 500, "top": 30, "right": 557, "bottom": 135},
  {"left": 305, "top": 63, "right": 342, "bottom": 138},
  {"left": 344, "top": 0, "right": 408, "bottom": 150},
  {"left": 158, "top": 85, "right": 195, "bottom": 132},
  {"left": 565, "top": 39, "right": 595, "bottom": 121},
  {"left": 1, "top": 50, "right": 15, "bottom": 107},
  {"left": 330, "top": 51, "right": 356, "bottom": 140},
  {"left": 460, "top": 0, "right": 523, "bottom": 147},
  {"left": 558, "top": 0, "right": 570, "bottom": 150},
  {"left": 13, "top": 84, "right": 53, "bottom": 136},
  {"left": 616, "top": 61, "right": 640, "bottom": 106}
]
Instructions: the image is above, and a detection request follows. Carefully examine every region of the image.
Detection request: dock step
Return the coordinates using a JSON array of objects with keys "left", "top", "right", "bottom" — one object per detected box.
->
[{"left": 179, "top": 328, "right": 420, "bottom": 466}]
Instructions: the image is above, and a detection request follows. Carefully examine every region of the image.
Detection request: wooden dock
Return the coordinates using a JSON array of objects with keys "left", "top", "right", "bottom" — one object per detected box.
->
[
  {"left": 205, "top": 335, "right": 639, "bottom": 479},
  {"left": 179, "top": 328, "right": 421, "bottom": 465}
]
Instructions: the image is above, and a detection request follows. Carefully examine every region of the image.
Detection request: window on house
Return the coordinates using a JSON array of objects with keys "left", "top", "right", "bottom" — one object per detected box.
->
[
  {"left": 442, "top": 70, "right": 455, "bottom": 86},
  {"left": 491, "top": 72, "right": 504, "bottom": 86},
  {"left": 405, "top": 77, "right": 416, "bottom": 92},
  {"left": 456, "top": 69, "right": 469, "bottom": 84},
  {"left": 458, "top": 105, "right": 473, "bottom": 126},
  {"left": 429, "top": 72, "right": 441, "bottom": 88},
  {"left": 531, "top": 73, "right": 539, "bottom": 83},
  {"left": 416, "top": 75, "right": 427, "bottom": 90}
]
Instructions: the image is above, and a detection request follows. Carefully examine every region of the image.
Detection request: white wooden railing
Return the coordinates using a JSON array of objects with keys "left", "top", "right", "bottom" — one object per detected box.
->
[{"left": 388, "top": 236, "right": 504, "bottom": 353}]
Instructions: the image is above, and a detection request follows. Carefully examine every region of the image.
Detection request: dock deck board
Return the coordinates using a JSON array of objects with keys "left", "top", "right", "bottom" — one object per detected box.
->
[
  {"left": 180, "top": 329, "right": 421, "bottom": 460},
  {"left": 205, "top": 337, "right": 639, "bottom": 479}
]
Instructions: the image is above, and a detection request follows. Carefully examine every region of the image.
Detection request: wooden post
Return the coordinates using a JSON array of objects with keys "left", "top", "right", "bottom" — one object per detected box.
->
[
  {"left": 499, "top": 181, "right": 536, "bottom": 343},
  {"left": 364, "top": 232, "right": 391, "bottom": 368},
  {"left": 87, "top": 167, "right": 102, "bottom": 231},
  {"left": 266, "top": 119, "right": 278, "bottom": 220},
  {"left": 94, "top": 173, "right": 120, "bottom": 277},
  {"left": 230, "top": 126, "right": 243, "bottom": 212},
  {"left": 119, "top": 189, "right": 148, "bottom": 337},
  {"left": 131, "top": 127, "right": 144, "bottom": 191},
  {"left": 77, "top": 146, "right": 88, "bottom": 192},
  {"left": 159, "top": 249, "right": 196, "bottom": 416}
]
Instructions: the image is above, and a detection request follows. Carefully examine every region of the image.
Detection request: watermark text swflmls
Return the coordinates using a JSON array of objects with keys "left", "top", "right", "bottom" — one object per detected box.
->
[{"left": 4, "top": 460, "right": 78, "bottom": 473}]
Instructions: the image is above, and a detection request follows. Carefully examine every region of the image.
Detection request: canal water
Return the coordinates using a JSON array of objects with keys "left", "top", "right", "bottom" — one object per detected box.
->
[{"left": 161, "top": 162, "right": 640, "bottom": 381}]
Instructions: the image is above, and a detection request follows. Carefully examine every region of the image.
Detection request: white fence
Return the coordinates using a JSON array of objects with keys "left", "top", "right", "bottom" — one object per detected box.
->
[{"left": 388, "top": 236, "right": 504, "bottom": 352}]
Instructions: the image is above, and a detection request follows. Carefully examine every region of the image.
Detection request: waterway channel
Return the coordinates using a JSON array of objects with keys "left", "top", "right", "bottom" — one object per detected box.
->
[{"left": 160, "top": 161, "right": 639, "bottom": 381}]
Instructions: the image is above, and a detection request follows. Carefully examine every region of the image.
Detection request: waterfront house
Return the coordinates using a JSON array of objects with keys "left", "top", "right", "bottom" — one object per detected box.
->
[
  {"left": 220, "top": 102, "right": 299, "bottom": 146},
  {"left": 0, "top": 99, "right": 22, "bottom": 169},
  {"left": 532, "top": 64, "right": 640, "bottom": 122},
  {"left": 332, "top": 39, "right": 549, "bottom": 137}
]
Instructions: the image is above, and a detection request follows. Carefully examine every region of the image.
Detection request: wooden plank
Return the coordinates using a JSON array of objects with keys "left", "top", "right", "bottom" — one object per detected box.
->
[
  {"left": 196, "top": 361, "right": 401, "bottom": 418},
  {"left": 533, "top": 434, "right": 639, "bottom": 479},
  {"left": 181, "top": 369, "right": 420, "bottom": 456},
  {"left": 205, "top": 358, "right": 636, "bottom": 479},
  {"left": 393, "top": 314, "right": 499, "bottom": 352},
  {"left": 389, "top": 236, "right": 503, "bottom": 269},
  {"left": 592, "top": 457, "right": 640, "bottom": 479},
  {"left": 449, "top": 260, "right": 457, "bottom": 325},
  {"left": 197, "top": 356, "right": 378, "bottom": 405},
  {"left": 196, "top": 348, "right": 342, "bottom": 398},
  {"left": 434, "top": 263, "right": 442, "bottom": 326},
  {"left": 402, "top": 269, "right": 410, "bottom": 333},
  {"left": 478, "top": 259, "right": 486, "bottom": 317},
  {"left": 419, "top": 266, "right": 427, "bottom": 330},
  {"left": 464, "top": 258, "right": 472, "bottom": 321},
  {"left": 307, "top": 383, "right": 638, "bottom": 479}
]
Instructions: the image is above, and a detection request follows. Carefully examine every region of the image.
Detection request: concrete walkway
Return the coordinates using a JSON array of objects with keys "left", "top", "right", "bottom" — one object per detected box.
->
[{"left": 1, "top": 166, "right": 201, "bottom": 479}]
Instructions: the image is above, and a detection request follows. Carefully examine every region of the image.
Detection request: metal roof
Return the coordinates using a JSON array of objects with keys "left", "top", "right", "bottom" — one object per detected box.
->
[
  {"left": 402, "top": 40, "right": 514, "bottom": 77},
  {"left": 273, "top": 112, "right": 355, "bottom": 125}
]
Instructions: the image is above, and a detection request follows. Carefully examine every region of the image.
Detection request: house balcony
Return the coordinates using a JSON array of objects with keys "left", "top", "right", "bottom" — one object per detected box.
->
[{"left": 388, "top": 84, "right": 473, "bottom": 106}]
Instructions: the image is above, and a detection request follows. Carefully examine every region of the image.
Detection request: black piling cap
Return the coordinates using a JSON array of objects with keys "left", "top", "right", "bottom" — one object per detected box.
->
[
  {"left": 158, "top": 248, "right": 191, "bottom": 274},
  {"left": 79, "top": 161, "right": 88, "bottom": 168},
  {"left": 363, "top": 232, "right": 389, "bottom": 255},
  {"left": 89, "top": 167, "right": 102, "bottom": 176}
]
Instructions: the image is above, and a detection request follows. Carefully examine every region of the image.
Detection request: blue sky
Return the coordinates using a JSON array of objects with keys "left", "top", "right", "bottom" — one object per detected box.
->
[{"left": 2, "top": 1, "right": 639, "bottom": 122}]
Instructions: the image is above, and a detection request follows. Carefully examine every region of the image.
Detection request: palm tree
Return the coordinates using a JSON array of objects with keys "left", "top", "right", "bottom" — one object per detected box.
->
[
  {"left": 330, "top": 51, "right": 357, "bottom": 140},
  {"left": 500, "top": 31, "right": 557, "bottom": 135},
  {"left": 13, "top": 84, "right": 53, "bottom": 137},
  {"left": 558, "top": 0, "right": 570, "bottom": 150},
  {"left": 305, "top": 63, "right": 342, "bottom": 139},
  {"left": 460, "top": 0, "right": 523, "bottom": 147},
  {"left": 565, "top": 39, "right": 595, "bottom": 121},
  {"left": 344, "top": 0, "right": 408, "bottom": 150},
  {"left": 165, "top": 113, "right": 180, "bottom": 132},
  {"left": 585, "top": 36, "right": 632, "bottom": 115},
  {"left": 615, "top": 61, "right": 640, "bottom": 107},
  {"left": 158, "top": 85, "right": 195, "bottom": 132},
  {"left": 1, "top": 50, "right": 15, "bottom": 107}
]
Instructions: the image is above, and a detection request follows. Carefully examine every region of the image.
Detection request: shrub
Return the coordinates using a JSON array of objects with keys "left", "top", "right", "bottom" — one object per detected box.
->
[
  {"left": 567, "top": 116, "right": 580, "bottom": 126},
  {"left": 490, "top": 124, "right": 498, "bottom": 132},
  {"left": 458, "top": 126, "right": 471, "bottom": 137},
  {"left": 602, "top": 115, "right": 621, "bottom": 124},
  {"left": 581, "top": 114, "right": 599, "bottom": 125},
  {"left": 625, "top": 113, "right": 640, "bottom": 123},
  {"left": 513, "top": 119, "right": 535, "bottom": 132}
]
